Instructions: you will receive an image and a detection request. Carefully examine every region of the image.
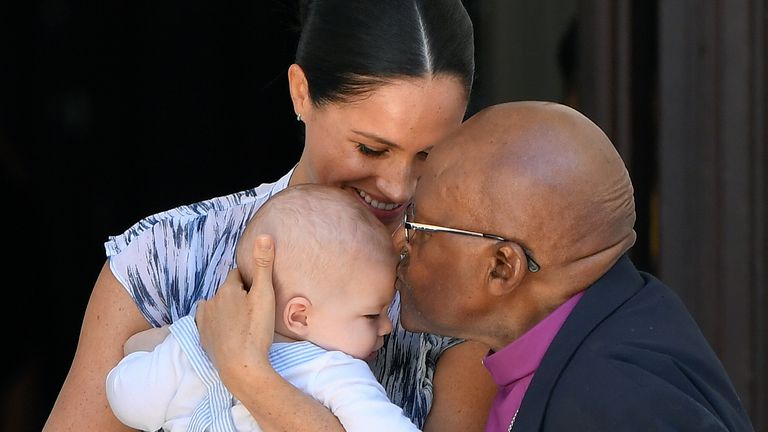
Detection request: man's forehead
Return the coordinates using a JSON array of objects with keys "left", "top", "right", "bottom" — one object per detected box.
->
[{"left": 413, "top": 166, "right": 468, "bottom": 219}]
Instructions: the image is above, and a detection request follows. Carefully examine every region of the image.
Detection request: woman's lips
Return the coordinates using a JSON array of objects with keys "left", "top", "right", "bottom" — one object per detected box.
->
[{"left": 350, "top": 188, "right": 405, "bottom": 222}]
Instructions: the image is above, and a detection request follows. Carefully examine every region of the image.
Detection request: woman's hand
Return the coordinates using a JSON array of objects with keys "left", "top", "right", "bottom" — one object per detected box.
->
[
  {"left": 195, "top": 234, "right": 276, "bottom": 387},
  {"left": 196, "top": 234, "right": 346, "bottom": 431}
]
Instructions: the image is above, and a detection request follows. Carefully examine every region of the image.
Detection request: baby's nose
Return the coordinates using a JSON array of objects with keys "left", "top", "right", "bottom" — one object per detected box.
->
[{"left": 380, "top": 315, "right": 394, "bottom": 336}]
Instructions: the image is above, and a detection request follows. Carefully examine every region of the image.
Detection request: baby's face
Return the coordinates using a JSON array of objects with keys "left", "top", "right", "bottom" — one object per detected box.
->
[{"left": 307, "top": 250, "right": 397, "bottom": 360}]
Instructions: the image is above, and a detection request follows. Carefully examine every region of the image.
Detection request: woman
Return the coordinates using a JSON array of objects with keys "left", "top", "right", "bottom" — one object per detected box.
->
[{"left": 44, "top": 1, "right": 496, "bottom": 431}]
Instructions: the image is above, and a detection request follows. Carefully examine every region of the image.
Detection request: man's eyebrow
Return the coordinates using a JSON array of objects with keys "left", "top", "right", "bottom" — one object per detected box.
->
[{"left": 351, "top": 130, "right": 402, "bottom": 149}]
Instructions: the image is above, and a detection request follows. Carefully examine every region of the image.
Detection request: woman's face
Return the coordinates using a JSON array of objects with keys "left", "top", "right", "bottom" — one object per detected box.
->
[{"left": 290, "top": 69, "right": 468, "bottom": 230}]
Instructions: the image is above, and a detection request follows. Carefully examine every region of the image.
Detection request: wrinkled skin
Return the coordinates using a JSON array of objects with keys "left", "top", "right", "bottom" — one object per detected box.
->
[{"left": 396, "top": 101, "right": 637, "bottom": 351}]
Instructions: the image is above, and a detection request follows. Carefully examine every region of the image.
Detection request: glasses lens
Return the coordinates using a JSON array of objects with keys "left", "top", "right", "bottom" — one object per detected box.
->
[{"left": 404, "top": 204, "right": 414, "bottom": 243}]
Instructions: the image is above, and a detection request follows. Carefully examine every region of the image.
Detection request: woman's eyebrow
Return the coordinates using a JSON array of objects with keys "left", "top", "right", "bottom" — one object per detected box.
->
[{"left": 351, "top": 130, "right": 402, "bottom": 149}]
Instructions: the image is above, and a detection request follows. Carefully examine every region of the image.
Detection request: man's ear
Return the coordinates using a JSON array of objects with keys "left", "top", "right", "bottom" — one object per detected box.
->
[
  {"left": 488, "top": 243, "right": 528, "bottom": 296},
  {"left": 288, "top": 64, "right": 311, "bottom": 120},
  {"left": 283, "top": 296, "right": 312, "bottom": 337}
]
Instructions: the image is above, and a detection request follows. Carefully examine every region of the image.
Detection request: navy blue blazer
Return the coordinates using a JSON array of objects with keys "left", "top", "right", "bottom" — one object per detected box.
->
[{"left": 512, "top": 255, "right": 754, "bottom": 431}]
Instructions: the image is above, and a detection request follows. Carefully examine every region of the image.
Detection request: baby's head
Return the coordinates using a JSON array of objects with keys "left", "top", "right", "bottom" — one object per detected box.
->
[{"left": 236, "top": 184, "right": 397, "bottom": 360}]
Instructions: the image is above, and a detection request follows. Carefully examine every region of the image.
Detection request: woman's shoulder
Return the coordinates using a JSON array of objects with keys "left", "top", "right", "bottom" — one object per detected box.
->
[{"left": 105, "top": 169, "right": 294, "bottom": 256}]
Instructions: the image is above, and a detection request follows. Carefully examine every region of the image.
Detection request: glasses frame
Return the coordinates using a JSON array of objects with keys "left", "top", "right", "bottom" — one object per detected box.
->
[{"left": 403, "top": 206, "right": 541, "bottom": 273}]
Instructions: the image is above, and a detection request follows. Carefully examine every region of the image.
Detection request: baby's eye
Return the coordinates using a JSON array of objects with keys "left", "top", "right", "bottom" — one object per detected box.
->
[
  {"left": 357, "top": 143, "right": 387, "bottom": 157},
  {"left": 364, "top": 314, "right": 380, "bottom": 320}
]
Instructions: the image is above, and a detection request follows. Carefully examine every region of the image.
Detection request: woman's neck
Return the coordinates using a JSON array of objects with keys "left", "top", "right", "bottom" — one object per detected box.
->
[{"left": 288, "top": 161, "right": 309, "bottom": 186}]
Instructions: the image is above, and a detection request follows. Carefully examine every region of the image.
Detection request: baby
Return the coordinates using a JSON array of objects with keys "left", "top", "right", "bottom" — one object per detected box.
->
[{"left": 106, "top": 184, "right": 418, "bottom": 432}]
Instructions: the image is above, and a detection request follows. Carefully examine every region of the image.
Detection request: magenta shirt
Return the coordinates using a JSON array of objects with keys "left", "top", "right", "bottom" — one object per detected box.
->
[{"left": 482, "top": 292, "right": 584, "bottom": 432}]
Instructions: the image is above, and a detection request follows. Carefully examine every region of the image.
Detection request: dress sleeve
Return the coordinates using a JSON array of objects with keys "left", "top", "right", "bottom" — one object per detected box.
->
[
  {"left": 307, "top": 352, "right": 422, "bottom": 432},
  {"left": 105, "top": 198, "right": 259, "bottom": 327},
  {"left": 105, "top": 332, "right": 187, "bottom": 431},
  {"left": 104, "top": 172, "right": 293, "bottom": 327}
]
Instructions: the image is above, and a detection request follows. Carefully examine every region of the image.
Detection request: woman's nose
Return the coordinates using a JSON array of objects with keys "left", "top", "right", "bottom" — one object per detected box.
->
[{"left": 377, "top": 159, "right": 416, "bottom": 204}]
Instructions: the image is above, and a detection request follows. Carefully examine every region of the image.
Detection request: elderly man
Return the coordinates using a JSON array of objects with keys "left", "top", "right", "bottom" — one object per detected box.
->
[
  {"left": 395, "top": 101, "right": 753, "bottom": 431},
  {"left": 196, "top": 101, "right": 754, "bottom": 432}
]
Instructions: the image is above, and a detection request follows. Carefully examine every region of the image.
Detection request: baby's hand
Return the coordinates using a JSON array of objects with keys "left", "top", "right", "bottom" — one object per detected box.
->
[{"left": 123, "top": 325, "right": 171, "bottom": 355}]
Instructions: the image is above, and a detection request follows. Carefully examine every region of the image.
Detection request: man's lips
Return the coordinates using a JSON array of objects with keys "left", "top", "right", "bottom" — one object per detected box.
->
[{"left": 395, "top": 255, "right": 409, "bottom": 288}]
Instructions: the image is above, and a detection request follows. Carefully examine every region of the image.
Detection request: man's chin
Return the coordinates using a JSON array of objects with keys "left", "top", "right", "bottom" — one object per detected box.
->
[
  {"left": 398, "top": 305, "right": 430, "bottom": 334},
  {"left": 400, "top": 306, "right": 457, "bottom": 338},
  {"left": 399, "top": 315, "right": 420, "bottom": 333}
]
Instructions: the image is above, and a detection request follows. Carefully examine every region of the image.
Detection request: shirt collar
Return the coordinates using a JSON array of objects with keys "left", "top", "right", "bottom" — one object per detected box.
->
[{"left": 483, "top": 291, "right": 584, "bottom": 387}]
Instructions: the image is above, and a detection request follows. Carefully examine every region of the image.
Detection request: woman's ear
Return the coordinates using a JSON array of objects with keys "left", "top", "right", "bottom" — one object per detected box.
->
[
  {"left": 288, "top": 64, "right": 311, "bottom": 120},
  {"left": 283, "top": 296, "right": 312, "bottom": 337},
  {"left": 488, "top": 243, "right": 528, "bottom": 296}
]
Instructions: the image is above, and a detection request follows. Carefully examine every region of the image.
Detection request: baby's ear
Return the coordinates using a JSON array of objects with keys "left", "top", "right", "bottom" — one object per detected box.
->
[{"left": 284, "top": 296, "right": 312, "bottom": 336}]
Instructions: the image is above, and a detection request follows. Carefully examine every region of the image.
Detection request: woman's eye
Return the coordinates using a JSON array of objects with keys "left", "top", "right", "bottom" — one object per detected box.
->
[
  {"left": 357, "top": 143, "right": 387, "bottom": 157},
  {"left": 365, "top": 314, "right": 380, "bottom": 320}
]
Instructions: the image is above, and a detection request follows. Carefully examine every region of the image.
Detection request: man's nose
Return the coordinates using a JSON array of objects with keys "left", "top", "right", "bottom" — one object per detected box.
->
[{"left": 377, "top": 160, "right": 416, "bottom": 205}]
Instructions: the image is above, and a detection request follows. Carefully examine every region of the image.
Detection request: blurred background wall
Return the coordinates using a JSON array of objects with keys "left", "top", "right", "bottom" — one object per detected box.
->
[{"left": 1, "top": 0, "right": 765, "bottom": 430}]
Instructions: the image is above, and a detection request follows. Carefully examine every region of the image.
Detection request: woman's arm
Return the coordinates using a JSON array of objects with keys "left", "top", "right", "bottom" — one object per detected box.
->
[
  {"left": 423, "top": 340, "right": 497, "bottom": 432},
  {"left": 43, "top": 261, "right": 152, "bottom": 432},
  {"left": 196, "top": 235, "right": 346, "bottom": 432}
]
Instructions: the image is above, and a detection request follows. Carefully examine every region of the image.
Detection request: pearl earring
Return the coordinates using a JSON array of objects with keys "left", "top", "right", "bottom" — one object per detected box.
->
[{"left": 296, "top": 113, "right": 302, "bottom": 122}]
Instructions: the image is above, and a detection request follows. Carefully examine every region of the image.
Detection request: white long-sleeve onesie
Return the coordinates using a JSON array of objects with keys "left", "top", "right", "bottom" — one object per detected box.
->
[{"left": 106, "top": 316, "right": 420, "bottom": 432}]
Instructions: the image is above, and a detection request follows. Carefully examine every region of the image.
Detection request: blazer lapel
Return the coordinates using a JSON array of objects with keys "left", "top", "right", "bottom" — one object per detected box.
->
[{"left": 511, "top": 255, "right": 645, "bottom": 431}]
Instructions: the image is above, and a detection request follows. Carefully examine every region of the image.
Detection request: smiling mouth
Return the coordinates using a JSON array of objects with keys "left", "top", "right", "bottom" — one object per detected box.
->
[{"left": 354, "top": 188, "right": 401, "bottom": 211}]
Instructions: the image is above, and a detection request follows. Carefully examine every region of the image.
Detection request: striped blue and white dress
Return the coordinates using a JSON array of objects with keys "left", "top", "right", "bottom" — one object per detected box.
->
[{"left": 105, "top": 168, "right": 461, "bottom": 429}]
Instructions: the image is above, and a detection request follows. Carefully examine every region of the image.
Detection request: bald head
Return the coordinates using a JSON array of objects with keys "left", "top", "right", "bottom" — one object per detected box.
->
[{"left": 423, "top": 101, "right": 636, "bottom": 284}]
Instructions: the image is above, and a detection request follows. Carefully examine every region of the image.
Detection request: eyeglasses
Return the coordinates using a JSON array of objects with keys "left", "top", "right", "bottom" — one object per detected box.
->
[{"left": 402, "top": 204, "right": 541, "bottom": 273}]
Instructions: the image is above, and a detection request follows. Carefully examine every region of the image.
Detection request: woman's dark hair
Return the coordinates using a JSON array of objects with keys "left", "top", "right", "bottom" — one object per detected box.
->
[{"left": 296, "top": 0, "right": 474, "bottom": 105}]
